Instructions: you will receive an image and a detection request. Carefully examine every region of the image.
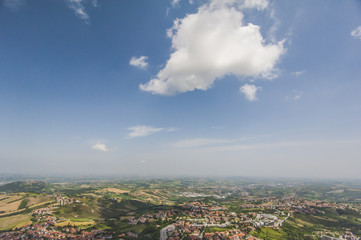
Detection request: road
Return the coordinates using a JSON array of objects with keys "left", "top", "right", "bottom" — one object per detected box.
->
[{"left": 160, "top": 224, "right": 175, "bottom": 240}]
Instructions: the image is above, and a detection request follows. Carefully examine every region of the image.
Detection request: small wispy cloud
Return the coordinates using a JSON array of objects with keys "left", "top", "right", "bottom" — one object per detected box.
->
[
  {"left": 203, "top": 141, "right": 309, "bottom": 152},
  {"left": 67, "top": 0, "right": 89, "bottom": 22},
  {"left": 285, "top": 89, "right": 303, "bottom": 101},
  {"left": 351, "top": 26, "right": 361, "bottom": 40},
  {"left": 66, "top": 0, "right": 97, "bottom": 23},
  {"left": 201, "top": 139, "right": 361, "bottom": 152},
  {"left": 127, "top": 125, "right": 178, "bottom": 138},
  {"left": 3, "top": 0, "right": 25, "bottom": 11},
  {"left": 129, "top": 56, "right": 148, "bottom": 69},
  {"left": 127, "top": 125, "right": 163, "bottom": 138},
  {"left": 91, "top": 143, "right": 115, "bottom": 152},
  {"left": 171, "top": 135, "right": 268, "bottom": 148},
  {"left": 240, "top": 84, "right": 261, "bottom": 101}
]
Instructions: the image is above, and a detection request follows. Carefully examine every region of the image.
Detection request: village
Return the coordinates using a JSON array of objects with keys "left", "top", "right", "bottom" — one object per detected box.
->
[{"left": 0, "top": 181, "right": 360, "bottom": 240}]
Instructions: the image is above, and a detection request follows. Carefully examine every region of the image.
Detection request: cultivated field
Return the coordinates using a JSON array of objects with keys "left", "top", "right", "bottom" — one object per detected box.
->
[
  {"left": 0, "top": 194, "right": 23, "bottom": 213},
  {"left": 26, "top": 195, "right": 54, "bottom": 208}
]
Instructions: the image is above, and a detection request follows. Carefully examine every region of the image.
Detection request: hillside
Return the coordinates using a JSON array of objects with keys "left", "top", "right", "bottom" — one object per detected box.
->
[{"left": 0, "top": 181, "right": 48, "bottom": 193}]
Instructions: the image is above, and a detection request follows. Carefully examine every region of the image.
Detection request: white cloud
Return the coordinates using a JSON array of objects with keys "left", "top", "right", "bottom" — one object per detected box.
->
[
  {"left": 140, "top": 0, "right": 284, "bottom": 95},
  {"left": 91, "top": 143, "right": 114, "bottom": 152},
  {"left": 129, "top": 56, "right": 148, "bottom": 69},
  {"left": 3, "top": 0, "right": 25, "bottom": 11},
  {"left": 240, "top": 84, "right": 260, "bottom": 101},
  {"left": 351, "top": 26, "right": 361, "bottom": 40},
  {"left": 127, "top": 125, "right": 164, "bottom": 138},
  {"left": 172, "top": 138, "right": 230, "bottom": 148},
  {"left": 66, "top": 0, "right": 92, "bottom": 22}
]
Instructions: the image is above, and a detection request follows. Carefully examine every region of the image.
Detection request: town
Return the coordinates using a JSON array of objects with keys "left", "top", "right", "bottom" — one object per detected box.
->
[{"left": 0, "top": 178, "right": 360, "bottom": 239}]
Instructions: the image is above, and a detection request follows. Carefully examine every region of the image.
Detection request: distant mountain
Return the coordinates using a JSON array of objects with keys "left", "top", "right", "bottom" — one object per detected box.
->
[{"left": 0, "top": 180, "right": 48, "bottom": 193}]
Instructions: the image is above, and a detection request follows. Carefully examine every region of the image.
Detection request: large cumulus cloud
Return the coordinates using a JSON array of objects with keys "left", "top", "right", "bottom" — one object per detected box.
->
[{"left": 140, "top": 0, "right": 284, "bottom": 95}]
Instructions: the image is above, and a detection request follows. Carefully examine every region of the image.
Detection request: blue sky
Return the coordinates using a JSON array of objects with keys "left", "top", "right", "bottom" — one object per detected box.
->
[{"left": 0, "top": 0, "right": 361, "bottom": 178}]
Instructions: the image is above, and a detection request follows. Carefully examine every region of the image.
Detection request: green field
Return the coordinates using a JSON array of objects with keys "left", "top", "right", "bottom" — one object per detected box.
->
[{"left": 0, "top": 215, "right": 32, "bottom": 231}]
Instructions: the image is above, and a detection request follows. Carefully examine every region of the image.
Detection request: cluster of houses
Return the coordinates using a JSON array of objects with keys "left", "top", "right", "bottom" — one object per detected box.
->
[
  {"left": 161, "top": 221, "right": 260, "bottom": 240},
  {"left": 0, "top": 199, "right": 113, "bottom": 240},
  {"left": 237, "top": 196, "right": 359, "bottom": 219},
  {"left": 181, "top": 192, "right": 230, "bottom": 199},
  {"left": 203, "top": 229, "right": 259, "bottom": 240},
  {"left": 53, "top": 194, "right": 75, "bottom": 206},
  {"left": 322, "top": 231, "right": 361, "bottom": 240},
  {"left": 0, "top": 222, "right": 112, "bottom": 240},
  {"left": 239, "top": 196, "right": 358, "bottom": 212},
  {"left": 154, "top": 202, "right": 282, "bottom": 240},
  {"left": 126, "top": 196, "right": 361, "bottom": 239},
  {"left": 128, "top": 209, "right": 182, "bottom": 224}
]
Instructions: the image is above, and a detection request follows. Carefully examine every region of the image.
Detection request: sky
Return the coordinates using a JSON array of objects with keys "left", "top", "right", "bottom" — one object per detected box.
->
[{"left": 0, "top": 0, "right": 361, "bottom": 179}]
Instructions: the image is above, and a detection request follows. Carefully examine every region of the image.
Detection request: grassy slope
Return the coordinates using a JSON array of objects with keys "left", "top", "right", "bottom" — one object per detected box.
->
[{"left": 0, "top": 215, "right": 31, "bottom": 231}]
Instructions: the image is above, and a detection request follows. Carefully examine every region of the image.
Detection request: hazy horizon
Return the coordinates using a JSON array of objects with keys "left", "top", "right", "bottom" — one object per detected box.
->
[{"left": 1, "top": 0, "right": 361, "bottom": 178}]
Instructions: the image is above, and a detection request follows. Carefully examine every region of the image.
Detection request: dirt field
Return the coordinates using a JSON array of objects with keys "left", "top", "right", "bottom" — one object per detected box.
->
[{"left": 97, "top": 188, "right": 130, "bottom": 194}]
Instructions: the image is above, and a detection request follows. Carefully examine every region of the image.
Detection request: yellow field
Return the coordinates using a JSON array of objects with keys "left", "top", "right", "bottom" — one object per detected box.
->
[
  {"left": 97, "top": 188, "right": 130, "bottom": 194},
  {"left": 0, "top": 195, "right": 23, "bottom": 205},
  {"left": 56, "top": 220, "right": 95, "bottom": 227},
  {"left": 0, "top": 194, "right": 54, "bottom": 216},
  {"left": 0, "top": 195, "right": 23, "bottom": 213},
  {"left": 0, "top": 214, "right": 31, "bottom": 231}
]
